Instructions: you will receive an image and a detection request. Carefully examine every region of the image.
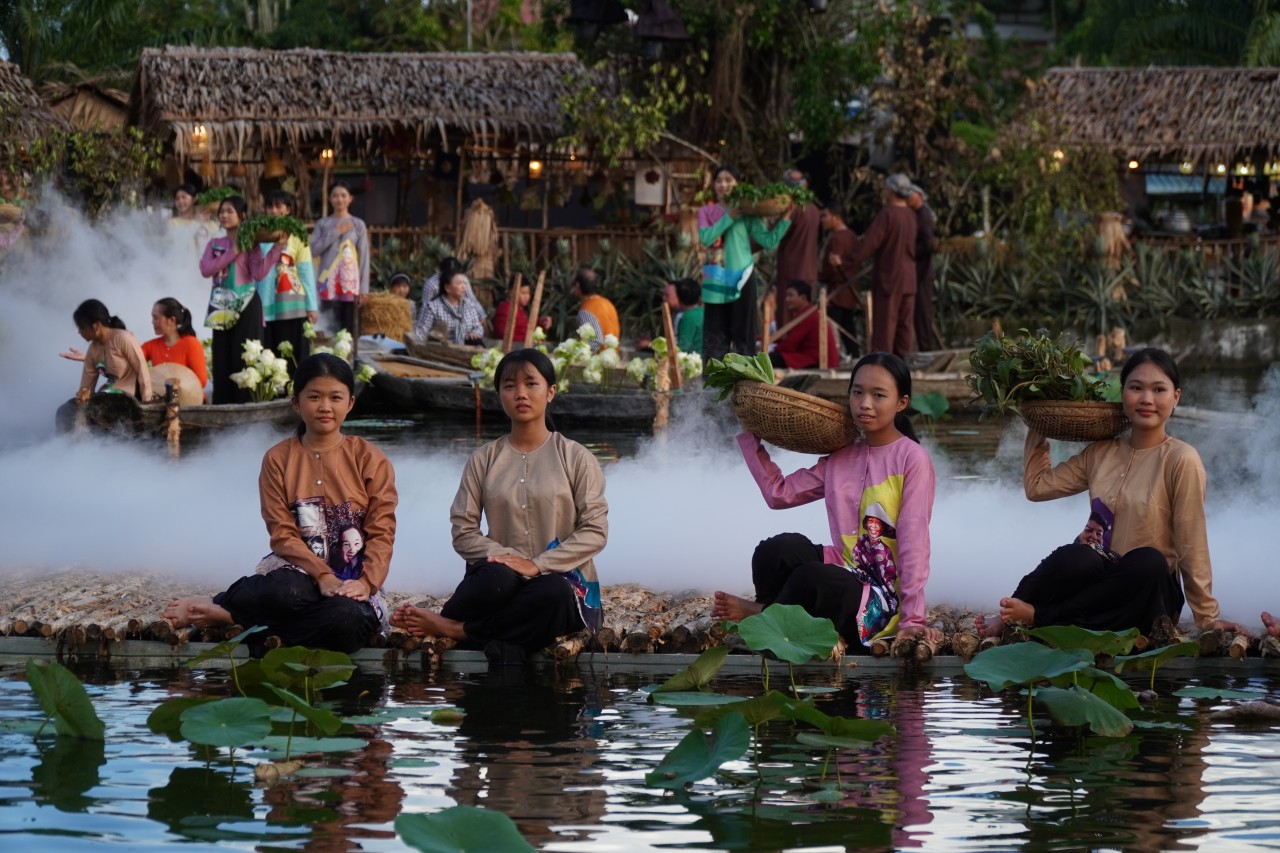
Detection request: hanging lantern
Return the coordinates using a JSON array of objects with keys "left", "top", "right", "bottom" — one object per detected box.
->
[
  {"left": 197, "top": 152, "right": 215, "bottom": 181},
  {"left": 229, "top": 162, "right": 247, "bottom": 178},
  {"left": 263, "top": 150, "right": 287, "bottom": 179}
]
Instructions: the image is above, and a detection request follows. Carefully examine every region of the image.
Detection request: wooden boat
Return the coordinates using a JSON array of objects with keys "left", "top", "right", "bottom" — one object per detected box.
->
[
  {"left": 362, "top": 351, "right": 702, "bottom": 426},
  {"left": 780, "top": 349, "right": 974, "bottom": 409},
  {"left": 402, "top": 334, "right": 487, "bottom": 370},
  {"left": 55, "top": 392, "right": 297, "bottom": 436}
]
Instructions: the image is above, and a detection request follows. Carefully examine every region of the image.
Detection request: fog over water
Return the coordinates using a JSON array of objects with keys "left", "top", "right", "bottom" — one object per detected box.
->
[{"left": 1, "top": 201, "right": 1277, "bottom": 626}]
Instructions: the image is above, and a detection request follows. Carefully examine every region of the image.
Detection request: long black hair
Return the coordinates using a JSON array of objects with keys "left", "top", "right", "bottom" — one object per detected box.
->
[
  {"left": 154, "top": 297, "right": 197, "bottom": 338},
  {"left": 73, "top": 299, "right": 126, "bottom": 331},
  {"left": 1120, "top": 347, "right": 1180, "bottom": 389},
  {"left": 494, "top": 348, "right": 557, "bottom": 432},
  {"left": 292, "top": 353, "right": 355, "bottom": 437},
  {"left": 848, "top": 351, "right": 918, "bottom": 443},
  {"left": 218, "top": 194, "right": 248, "bottom": 222}
]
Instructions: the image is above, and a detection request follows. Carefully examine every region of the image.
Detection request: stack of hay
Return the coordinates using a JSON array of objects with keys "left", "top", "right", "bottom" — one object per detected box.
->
[{"left": 361, "top": 291, "right": 413, "bottom": 340}]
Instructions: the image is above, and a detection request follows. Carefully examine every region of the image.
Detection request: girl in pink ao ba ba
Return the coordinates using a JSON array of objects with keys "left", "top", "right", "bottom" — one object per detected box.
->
[{"left": 714, "top": 352, "right": 939, "bottom": 651}]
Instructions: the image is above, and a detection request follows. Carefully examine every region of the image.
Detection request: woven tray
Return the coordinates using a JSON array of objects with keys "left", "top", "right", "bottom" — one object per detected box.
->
[
  {"left": 732, "top": 381, "right": 857, "bottom": 454},
  {"left": 1020, "top": 400, "right": 1129, "bottom": 442},
  {"left": 738, "top": 196, "right": 790, "bottom": 218}
]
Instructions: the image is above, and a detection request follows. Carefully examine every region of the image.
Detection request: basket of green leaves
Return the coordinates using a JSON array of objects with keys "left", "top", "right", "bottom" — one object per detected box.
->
[
  {"left": 727, "top": 182, "right": 817, "bottom": 218},
  {"left": 966, "top": 329, "right": 1127, "bottom": 442},
  {"left": 236, "top": 214, "right": 310, "bottom": 252},
  {"left": 706, "top": 353, "right": 857, "bottom": 454},
  {"left": 196, "top": 186, "right": 241, "bottom": 215}
]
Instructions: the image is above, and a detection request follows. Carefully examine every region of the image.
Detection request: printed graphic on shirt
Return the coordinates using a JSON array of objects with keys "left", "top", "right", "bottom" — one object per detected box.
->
[
  {"left": 319, "top": 239, "right": 360, "bottom": 299},
  {"left": 1077, "top": 497, "right": 1118, "bottom": 560},
  {"left": 839, "top": 475, "right": 906, "bottom": 645},
  {"left": 291, "top": 495, "right": 369, "bottom": 581}
]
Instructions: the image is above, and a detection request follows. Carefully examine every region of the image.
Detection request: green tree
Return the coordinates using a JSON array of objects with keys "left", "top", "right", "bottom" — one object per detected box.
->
[{"left": 1055, "top": 0, "right": 1280, "bottom": 66}]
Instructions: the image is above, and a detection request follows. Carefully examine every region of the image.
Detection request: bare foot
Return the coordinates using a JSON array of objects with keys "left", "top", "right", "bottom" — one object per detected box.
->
[
  {"left": 998, "top": 597, "right": 1035, "bottom": 626},
  {"left": 711, "top": 591, "right": 763, "bottom": 623},
  {"left": 1263, "top": 611, "right": 1280, "bottom": 638},
  {"left": 974, "top": 612, "right": 1004, "bottom": 638},
  {"left": 164, "top": 597, "right": 214, "bottom": 629},
  {"left": 390, "top": 605, "right": 467, "bottom": 641},
  {"left": 186, "top": 601, "right": 235, "bottom": 630}
]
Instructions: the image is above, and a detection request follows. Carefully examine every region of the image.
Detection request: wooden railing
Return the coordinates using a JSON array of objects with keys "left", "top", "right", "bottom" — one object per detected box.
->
[
  {"left": 365, "top": 224, "right": 653, "bottom": 273},
  {"left": 1130, "top": 232, "right": 1280, "bottom": 296}
]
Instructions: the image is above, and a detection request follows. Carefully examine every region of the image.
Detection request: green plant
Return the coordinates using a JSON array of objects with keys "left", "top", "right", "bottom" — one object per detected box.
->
[
  {"left": 703, "top": 353, "right": 775, "bottom": 400},
  {"left": 727, "top": 181, "right": 817, "bottom": 208},
  {"left": 24, "top": 659, "right": 105, "bottom": 741},
  {"left": 196, "top": 186, "right": 241, "bottom": 208},
  {"left": 965, "top": 328, "right": 1108, "bottom": 417},
  {"left": 235, "top": 214, "right": 309, "bottom": 252},
  {"left": 397, "top": 806, "right": 536, "bottom": 852}
]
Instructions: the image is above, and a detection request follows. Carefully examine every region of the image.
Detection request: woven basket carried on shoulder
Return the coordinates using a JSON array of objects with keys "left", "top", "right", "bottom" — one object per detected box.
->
[
  {"left": 255, "top": 228, "right": 284, "bottom": 243},
  {"left": 732, "top": 381, "right": 857, "bottom": 454},
  {"left": 738, "top": 196, "right": 790, "bottom": 218},
  {"left": 1019, "top": 400, "right": 1129, "bottom": 443}
]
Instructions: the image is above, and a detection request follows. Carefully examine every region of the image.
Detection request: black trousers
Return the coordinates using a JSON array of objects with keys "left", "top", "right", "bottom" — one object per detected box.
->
[
  {"left": 1010, "top": 543, "right": 1185, "bottom": 635},
  {"left": 751, "top": 532, "right": 869, "bottom": 652},
  {"left": 213, "top": 570, "right": 379, "bottom": 656},
  {"left": 440, "top": 561, "right": 584, "bottom": 652},
  {"left": 264, "top": 317, "right": 310, "bottom": 380},
  {"left": 319, "top": 300, "right": 358, "bottom": 340},
  {"left": 702, "top": 276, "right": 759, "bottom": 362},
  {"left": 210, "top": 294, "right": 262, "bottom": 405}
]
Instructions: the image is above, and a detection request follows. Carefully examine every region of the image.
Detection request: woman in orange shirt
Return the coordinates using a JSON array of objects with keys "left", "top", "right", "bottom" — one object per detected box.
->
[{"left": 141, "top": 298, "right": 208, "bottom": 392}]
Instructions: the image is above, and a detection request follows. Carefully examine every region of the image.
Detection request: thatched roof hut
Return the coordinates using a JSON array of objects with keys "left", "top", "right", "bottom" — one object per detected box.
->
[
  {"left": 0, "top": 60, "right": 65, "bottom": 145},
  {"left": 1037, "top": 67, "right": 1280, "bottom": 167},
  {"left": 130, "top": 46, "right": 588, "bottom": 165},
  {"left": 46, "top": 82, "right": 130, "bottom": 130}
]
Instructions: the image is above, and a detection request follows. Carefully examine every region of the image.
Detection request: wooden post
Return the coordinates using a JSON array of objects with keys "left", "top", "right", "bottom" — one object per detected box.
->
[
  {"left": 863, "top": 291, "right": 874, "bottom": 353},
  {"left": 523, "top": 270, "right": 547, "bottom": 348},
  {"left": 321, "top": 167, "right": 332, "bottom": 217},
  {"left": 455, "top": 146, "right": 466, "bottom": 240},
  {"left": 818, "top": 286, "right": 829, "bottom": 370},
  {"left": 661, "top": 301, "right": 683, "bottom": 391},
  {"left": 501, "top": 273, "right": 522, "bottom": 353},
  {"left": 761, "top": 296, "right": 774, "bottom": 354}
]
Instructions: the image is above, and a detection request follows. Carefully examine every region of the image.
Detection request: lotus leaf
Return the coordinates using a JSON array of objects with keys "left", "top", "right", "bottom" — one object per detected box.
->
[
  {"left": 1035, "top": 685, "right": 1135, "bottom": 737},
  {"left": 148, "top": 696, "right": 218, "bottom": 740},
  {"left": 256, "top": 735, "right": 367, "bottom": 757},
  {"left": 397, "top": 806, "right": 535, "bottom": 853},
  {"left": 652, "top": 646, "right": 730, "bottom": 693},
  {"left": 261, "top": 647, "right": 354, "bottom": 691},
  {"left": 1113, "top": 641, "right": 1199, "bottom": 689},
  {"left": 738, "top": 604, "right": 840, "bottom": 664},
  {"left": 1048, "top": 666, "right": 1140, "bottom": 710},
  {"left": 1173, "top": 686, "right": 1268, "bottom": 700},
  {"left": 25, "top": 659, "right": 105, "bottom": 741},
  {"left": 1025, "top": 625, "right": 1140, "bottom": 656},
  {"left": 261, "top": 684, "right": 344, "bottom": 736},
  {"left": 651, "top": 692, "right": 747, "bottom": 707},
  {"left": 186, "top": 625, "right": 267, "bottom": 667},
  {"left": 644, "top": 711, "right": 751, "bottom": 789},
  {"left": 180, "top": 697, "right": 273, "bottom": 748},
  {"left": 693, "top": 690, "right": 810, "bottom": 729},
  {"left": 964, "top": 643, "right": 1094, "bottom": 690}
]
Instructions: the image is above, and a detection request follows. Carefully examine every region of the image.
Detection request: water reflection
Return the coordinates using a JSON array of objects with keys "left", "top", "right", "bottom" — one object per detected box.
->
[{"left": 32, "top": 735, "right": 105, "bottom": 812}]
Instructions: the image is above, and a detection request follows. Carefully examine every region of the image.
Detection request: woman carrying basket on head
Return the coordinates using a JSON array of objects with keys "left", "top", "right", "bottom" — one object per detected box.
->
[
  {"left": 976, "top": 347, "right": 1245, "bottom": 639},
  {"left": 713, "top": 352, "right": 939, "bottom": 651}
]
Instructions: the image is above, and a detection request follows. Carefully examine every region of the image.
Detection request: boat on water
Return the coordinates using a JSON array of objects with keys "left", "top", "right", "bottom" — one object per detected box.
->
[
  {"left": 55, "top": 392, "right": 298, "bottom": 436},
  {"left": 779, "top": 349, "right": 974, "bottom": 409},
  {"left": 361, "top": 351, "right": 703, "bottom": 426}
]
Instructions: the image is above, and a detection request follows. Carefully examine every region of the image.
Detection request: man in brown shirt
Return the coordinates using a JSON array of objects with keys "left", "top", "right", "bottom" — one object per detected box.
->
[
  {"left": 772, "top": 168, "right": 820, "bottom": 326},
  {"left": 846, "top": 173, "right": 917, "bottom": 358},
  {"left": 908, "top": 183, "right": 941, "bottom": 352},
  {"left": 818, "top": 206, "right": 860, "bottom": 360}
]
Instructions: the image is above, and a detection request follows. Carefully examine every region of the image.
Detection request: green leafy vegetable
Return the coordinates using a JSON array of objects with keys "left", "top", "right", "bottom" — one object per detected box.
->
[
  {"left": 727, "top": 181, "right": 817, "bottom": 208},
  {"left": 704, "top": 352, "right": 776, "bottom": 401},
  {"left": 195, "top": 186, "right": 240, "bottom": 207},
  {"left": 965, "top": 328, "right": 1109, "bottom": 416},
  {"left": 236, "top": 214, "right": 310, "bottom": 252}
]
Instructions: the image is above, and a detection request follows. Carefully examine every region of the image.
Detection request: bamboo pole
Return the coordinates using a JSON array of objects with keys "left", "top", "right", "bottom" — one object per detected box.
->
[
  {"left": 661, "top": 301, "right": 683, "bottom": 391},
  {"left": 321, "top": 167, "right": 331, "bottom": 217},
  {"left": 761, "top": 296, "right": 775, "bottom": 354},
  {"left": 864, "top": 291, "right": 874, "bottom": 353},
  {"left": 523, "top": 271, "right": 546, "bottom": 348},
  {"left": 501, "top": 273, "right": 522, "bottom": 353},
  {"left": 818, "top": 287, "right": 829, "bottom": 369}
]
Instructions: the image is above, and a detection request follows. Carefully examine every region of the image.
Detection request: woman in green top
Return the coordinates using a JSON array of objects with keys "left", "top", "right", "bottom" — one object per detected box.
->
[{"left": 697, "top": 164, "right": 793, "bottom": 361}]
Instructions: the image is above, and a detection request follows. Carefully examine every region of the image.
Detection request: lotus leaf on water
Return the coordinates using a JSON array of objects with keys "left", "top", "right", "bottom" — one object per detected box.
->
[
  {"left": 963, "top": 642, "right": 1094, "bottom": 691},
  {"left": 737, "top": 604, "right": 840, "bottom": 665},
  {"left": 1035, "top": 685, "right": 1135, "bottom": 737},
  {"left": 397, "top": 806, "right": 536, "bottom": 853},
  {"left": 179, "top": 697, "right": 273, "bottom": 749},
  {"left": 644, "top": 711, "right": 751, "bottom": 790},
  {"left": 652, "top": 645, "right": 730, "bottom": 694},
  {"left": 25, "top": 659, "right": 105, "bottom": 741},
  {"left": 1026, "top": 625, "right": 1141, "bottom": 657},
  {"left": 260, "top": 684, "right": 344, "bottom": 736}
]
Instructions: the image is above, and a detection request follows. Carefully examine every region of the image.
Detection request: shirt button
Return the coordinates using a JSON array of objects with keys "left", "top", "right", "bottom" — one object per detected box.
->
[
  {"left": 316, "top": 480, "right": 322, "bottom": 485},
  {"left": 519, "top": 478, "right": 525, "bottom": 483},
  {"left": 521, "top": 505, "right": 526, "bottom": 509}
]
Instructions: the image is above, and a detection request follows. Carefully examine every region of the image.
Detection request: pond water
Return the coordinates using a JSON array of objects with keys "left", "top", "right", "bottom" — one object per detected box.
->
[{"left": 3, "top": 659, "right": 1280, "bottom": 852}]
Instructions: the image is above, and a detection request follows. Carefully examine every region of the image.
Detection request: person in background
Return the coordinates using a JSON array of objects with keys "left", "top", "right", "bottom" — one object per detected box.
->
[
  {"left": 976, "top": 348, "right": 1245, "bottom": 639},
  {"left": 200, "top": 194, "right": 272, "bottom": 404},
  {"left": 768, "top": 281, "right": 839, "bottom": 371},
  {"left": 310, "top": 181, "right": 369, "bottom": 338},
  {"left": 68, "top": 298, "right": 153, "bottom": 402},
  {"left": 819, "top": 205, "right": 860, "bottom": 361},
  {"left": 668, "top": 277, "right": 703, "bottom": 355},
  {"left": 391, "top": 348, "right": 607, "bottom": 663},
  {"left": 387, "top": 271, "right": 415, "bottom": 318},
  {"left": 698, "top": 164, "right": 793, "bottom": 361},
  {"left": 254, "top": 190, "right": 317, "bottom": 374},
  {"left": 414, "top": 256, "right": 487, "bottom": 340},
  {"left": 713, "top": 352, "right": 938, "bottom": 651},
  {"left": 845, "top": 174, "right": 917, "bottom": 359},
  {"left": 416, "top": 267, "right": 487, "bottom": 345},
  {"left": 772, "top": 168, "right": 821, "bottom": 327},
  {"left": 908, "top": 183, "right": 941, "bottom": 352},
  {"left": 492, "top": 274, "right": 551, "bottom": 342},
  {"left": 573, "top": 267, "right": 620, "bottom": 351},
  {"left": 61, "top": 298, "right": 209, "bottom": 398},
  {"left": 163, "top": 354, "right": 396, "bottom": 656},
  {"left": 1250, "top": 196, "right": 1272, "bottom": 231}
]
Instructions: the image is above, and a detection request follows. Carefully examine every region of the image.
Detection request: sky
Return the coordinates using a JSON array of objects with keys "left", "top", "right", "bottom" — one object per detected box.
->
[{"left": 1, "top": 197, "right": 1278, "bottom": 626}]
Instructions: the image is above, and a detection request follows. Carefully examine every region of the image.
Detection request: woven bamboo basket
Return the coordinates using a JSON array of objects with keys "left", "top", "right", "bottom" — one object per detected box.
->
[
  {"left": 732, "top": 381, "right": 857, "bottom": 454},
  {"left": 1020, "top": 400, "right": 1129, "bottom": 442},
  {"left": 0, "top": 203, "right": 23, "bottom": 223},
  {"left": 738, "top": 196, "right": 790, "bottom": 217}
]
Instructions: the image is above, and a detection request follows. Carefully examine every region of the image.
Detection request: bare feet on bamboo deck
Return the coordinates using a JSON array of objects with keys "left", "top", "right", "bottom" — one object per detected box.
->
[
  {"left": 164, "top": 597, "right": 214, "bottom": 629},
  {"left": 711, "top": 591, "right": 763, "bottom": 623},
  {"left": 998, "top": 597, "right": 1034, "bottom": 626},
  {"left": 1263, "top": 612, "right": 1280, "bottom": 638},
  {"left": 974, "top": 613, "right": 1003, "bottom": 638},
  {"left": 185, "top": 601, "right": 234, "bottom": 630},
  {"left": 390, "top": 605, "right": 466, "bottom": 641}
]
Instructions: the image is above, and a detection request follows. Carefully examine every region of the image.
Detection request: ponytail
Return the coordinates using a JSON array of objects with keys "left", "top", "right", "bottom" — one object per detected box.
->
[
  {"left": 155, "top": 297, "right": 197, "bottom": 338},
  {"left": 73, "top": 298, "right": 126, "bottom": 331}
]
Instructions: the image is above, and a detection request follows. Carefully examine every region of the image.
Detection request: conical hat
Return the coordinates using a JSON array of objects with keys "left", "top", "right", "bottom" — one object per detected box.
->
[{"left": 149, "top": 363, "right": 205, "bottom": 406}]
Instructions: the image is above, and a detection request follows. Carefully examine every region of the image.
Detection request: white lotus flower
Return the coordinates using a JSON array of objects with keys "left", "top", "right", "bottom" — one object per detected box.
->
[
  {"left": 532, "top": 327, "right": 547, "bottom": 342},
  {"left": 626, "top": 357, "right": 649, "bottom": 384},
  {"left": 597, "top": 347, "right": 620, "bottom": 368},
  {"left": 242, "top": 339, "right": 264, "bottom": 363},
  {"left": 334, "top": 339, "right": 353, "bottom": 359},
  {"left": 583, "top": 363, "right": 603, "bottom": 385},
  {"left": 602, "top": 333, "right": 619, "bottom": 349},
  {"left": 576, "top": 323, "right": 596, "bottom": 341}
]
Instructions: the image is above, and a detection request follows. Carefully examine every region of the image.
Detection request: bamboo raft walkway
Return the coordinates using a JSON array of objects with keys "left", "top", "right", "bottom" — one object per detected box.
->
[{"left": 2, "top": 571, "right": 1279, "bottom": 675}]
